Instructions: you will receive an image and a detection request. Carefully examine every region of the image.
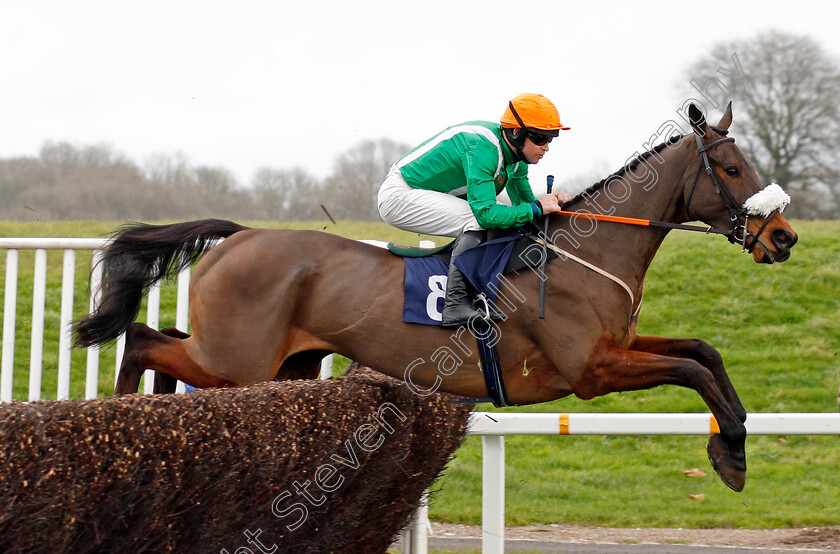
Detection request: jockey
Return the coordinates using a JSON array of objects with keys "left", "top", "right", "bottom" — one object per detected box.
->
[{"left": 378, "top": 93, "right": 573, "bottom": 327}]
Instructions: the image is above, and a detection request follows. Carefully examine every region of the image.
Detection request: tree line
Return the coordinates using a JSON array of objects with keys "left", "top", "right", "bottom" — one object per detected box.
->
[{"left": 0, "top": 138, "right": 410, "bottom": 222}]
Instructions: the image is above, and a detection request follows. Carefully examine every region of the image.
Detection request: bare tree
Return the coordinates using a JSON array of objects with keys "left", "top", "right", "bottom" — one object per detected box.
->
[
  {"left": 250, "top": 167, "right": 322, "bottom": 221},
  {"left": 323, "top": 138, "right": 410, "bottom": 220},
  {"left": 3, "top": 142, "right": 178, "bottom": 221},
  {"left": 188, "top": 166, "right": 255, "bottom": 219},
  {"left": 682, "top": 30, "right": 840, "bottom": 218},
  {"left": 144, "top": 154, "right": 255, "bottom": 219},
  {"left": 143, "top": 152, "right": 195, "bottom": 190},
  {"left": 0, "top": 156, "right": 53, "bottom": 219}
]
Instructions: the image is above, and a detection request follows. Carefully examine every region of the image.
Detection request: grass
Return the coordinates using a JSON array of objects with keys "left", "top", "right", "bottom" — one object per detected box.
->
[{"left": 2, "top": 219, "right": 839, "bottom": 529}]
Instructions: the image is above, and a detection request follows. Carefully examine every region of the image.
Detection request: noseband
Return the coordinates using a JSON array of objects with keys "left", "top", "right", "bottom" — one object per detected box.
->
[{"left": 685, "top": 131, "right": 779, "bottom": 255}]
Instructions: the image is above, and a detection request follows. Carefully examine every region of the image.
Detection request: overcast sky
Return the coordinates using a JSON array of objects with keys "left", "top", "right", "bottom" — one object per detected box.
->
[{"left": 3, "top": 0, "right": 840, "bottom": 195}]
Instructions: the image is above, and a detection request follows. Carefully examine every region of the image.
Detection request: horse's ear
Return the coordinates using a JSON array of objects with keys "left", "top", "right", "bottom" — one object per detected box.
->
[
  {"left": 688, "top": 103, "right": 709, "bottom": 136},
  {"left": 716, "top": 101, "right": 733, "bottom": 131}
]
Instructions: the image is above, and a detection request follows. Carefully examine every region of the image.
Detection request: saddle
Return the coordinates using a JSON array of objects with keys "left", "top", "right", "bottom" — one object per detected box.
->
[{"left": 387, "top": 223, "right": 558, "bottom": 277}]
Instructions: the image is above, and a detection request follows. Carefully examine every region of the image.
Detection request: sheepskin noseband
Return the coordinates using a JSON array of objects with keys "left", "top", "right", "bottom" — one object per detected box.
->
[{"left": 743, "top": 183, "right": 790, "bottom": 216}]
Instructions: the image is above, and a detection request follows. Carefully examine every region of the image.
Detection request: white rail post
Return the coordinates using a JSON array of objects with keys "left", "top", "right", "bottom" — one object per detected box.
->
[
  {"left": 319, "top": 354, "right": 333, "bottom": 380},
  {"left": 482, "top": 434, "right": 505, "bottom": 554},
  {"left": 400, "top": 490, "right": 430, "bottom": 554},
  {"left": 57, "top": 249, "right": 76, "bottom": 400},
  {"left": 28, "top": 249, "right": 48, "bottom": 401},
  {"left": 84, "top": 249, "right": 103, "bottom": 399},
  {"left": 1, "top": 249, "right": 19, "bottom": 402},
  {"left": 114, "top": 334, "right": 125, "bottom": 390},
  {"left": 143, "top": 281, "right": 162, "bottom": 394},
  {"left": 175, "top": 265, "right": 191, "bottom": 394}
]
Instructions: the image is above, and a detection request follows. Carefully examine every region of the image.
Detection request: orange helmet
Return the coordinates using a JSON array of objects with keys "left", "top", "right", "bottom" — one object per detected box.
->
[{"left": 500, "top": 93, "right": 570, "bottom": 135}]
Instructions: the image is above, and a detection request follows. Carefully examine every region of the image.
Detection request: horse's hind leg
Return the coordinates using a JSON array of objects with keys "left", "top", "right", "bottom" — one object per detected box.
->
[
  {"left": 115, "top": 348, "right": 145, "bottom": 395},
  {"left": 115, "top": 322, "right": 235, "bottom": 395},
  {"left": 275, "top": 350, "right": 330, "bottom": 381},
  {"left": 152, "top": 327, "right": 191, "bottom": 394},
  {"left": 153, "top": 371, "right": 178, "bottom": 394}
]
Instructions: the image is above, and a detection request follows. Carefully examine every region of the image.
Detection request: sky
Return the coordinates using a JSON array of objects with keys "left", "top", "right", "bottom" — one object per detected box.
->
[{"left": 2, "top": 0, "right": 840, "bottom": 195}]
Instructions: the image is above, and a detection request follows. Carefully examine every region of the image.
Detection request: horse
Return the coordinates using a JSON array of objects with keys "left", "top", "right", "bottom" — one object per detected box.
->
[{"left": 73, "top": 103, "right": 797, "bottom": 491}]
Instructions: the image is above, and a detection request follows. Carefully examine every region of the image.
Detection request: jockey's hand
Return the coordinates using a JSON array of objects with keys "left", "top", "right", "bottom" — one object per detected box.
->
[{"left": 538, "top": 191, "right": 573, "bottom": 214}]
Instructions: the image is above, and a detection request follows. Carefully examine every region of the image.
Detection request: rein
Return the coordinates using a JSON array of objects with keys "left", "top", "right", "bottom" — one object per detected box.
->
[
  {"left": 552, "top": 210, "right": 732, "bottom": 236},
  {"left": 556, "top": 132, "right": 777, "bottom": 254}
]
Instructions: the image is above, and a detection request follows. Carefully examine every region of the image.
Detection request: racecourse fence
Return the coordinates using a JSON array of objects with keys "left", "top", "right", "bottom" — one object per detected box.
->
[
  {"left": 3, "top": 238, "right": 840, "bottom": 554},
  {"left": 0, "top": 237, "right": 187, "bottom": 400}
]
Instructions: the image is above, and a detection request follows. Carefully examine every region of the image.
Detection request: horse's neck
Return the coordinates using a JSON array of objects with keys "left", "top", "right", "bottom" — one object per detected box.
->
[
  {"left": 550, "top": 141, "right": 693, "bottom": 287},
  {"left": 580, "top": 141, "right": 693, "bottom": 224}
]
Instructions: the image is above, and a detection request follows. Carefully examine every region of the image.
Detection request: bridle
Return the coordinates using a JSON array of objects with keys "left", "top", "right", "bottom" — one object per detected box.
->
[{"left": 685, "top": 130, "right": 779, "bottom": 255}]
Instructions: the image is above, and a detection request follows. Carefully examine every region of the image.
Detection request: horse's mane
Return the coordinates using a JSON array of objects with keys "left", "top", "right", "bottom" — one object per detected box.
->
[{"left": 566, "top": 135, "right": 684, "bottom": 205}]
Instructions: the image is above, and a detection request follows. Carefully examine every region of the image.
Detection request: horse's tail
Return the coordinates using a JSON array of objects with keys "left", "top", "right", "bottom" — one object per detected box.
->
[{"left": 73, "top": 219, "right": 249, "bottom": 348}]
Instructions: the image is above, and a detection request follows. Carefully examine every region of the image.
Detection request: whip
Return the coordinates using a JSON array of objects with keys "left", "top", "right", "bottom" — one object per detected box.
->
[{"left": 538, "top": 175, "right": 553, "bottom": 319}]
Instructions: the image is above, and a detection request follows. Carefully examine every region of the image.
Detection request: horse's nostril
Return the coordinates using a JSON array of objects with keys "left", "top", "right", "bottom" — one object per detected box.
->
[{"left": 772, "top": 229, "right": 796, "bottom": 248}]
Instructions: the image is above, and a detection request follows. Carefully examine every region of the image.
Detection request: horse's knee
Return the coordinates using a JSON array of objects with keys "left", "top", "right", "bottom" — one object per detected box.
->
[
  {"left": 679, "top": 359, "right": 717, "bottom": 388},
  {"left": 687, "top": 338, "right": 724, "bottom": 367},
  {"left": 687, "top": 339, "right": 746, "bottom": 421}
]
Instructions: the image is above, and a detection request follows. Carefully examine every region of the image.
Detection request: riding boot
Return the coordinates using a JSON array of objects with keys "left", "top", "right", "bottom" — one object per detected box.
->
[{"left": 442, "top": 231, "right": 484, "bottom": 327}]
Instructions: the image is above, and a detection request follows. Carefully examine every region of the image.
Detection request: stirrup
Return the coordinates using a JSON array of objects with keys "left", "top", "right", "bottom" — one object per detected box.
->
[{"left": 476, "top": 293, "right": 505, "bottom": 322}]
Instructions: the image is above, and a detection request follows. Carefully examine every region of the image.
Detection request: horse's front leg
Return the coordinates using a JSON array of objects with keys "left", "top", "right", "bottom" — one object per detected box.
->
[
  {"left": 574, "top": 344, "right": 747, "bottom": 492},
  {"left": 630, "top": 335, "right": 746, "bottom": 423}
]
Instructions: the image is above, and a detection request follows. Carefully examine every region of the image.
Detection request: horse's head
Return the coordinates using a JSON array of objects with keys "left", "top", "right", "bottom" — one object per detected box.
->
[{"left": 684, "top": 102, "right": 798, "bottom": 263}]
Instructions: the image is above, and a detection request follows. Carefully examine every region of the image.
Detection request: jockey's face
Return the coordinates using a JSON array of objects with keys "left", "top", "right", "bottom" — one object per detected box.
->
[{"left": 520, "top": 131, "right": 551, "bottom": 164}]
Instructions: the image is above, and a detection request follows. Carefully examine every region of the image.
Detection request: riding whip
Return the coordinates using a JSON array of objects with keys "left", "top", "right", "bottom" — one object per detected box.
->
[{"left": 538, "top": 175, "right": 553, "bottom": 319}]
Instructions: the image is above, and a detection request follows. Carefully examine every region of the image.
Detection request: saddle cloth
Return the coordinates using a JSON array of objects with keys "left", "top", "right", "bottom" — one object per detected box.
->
[{"left": 401, "top": 231, "right": 554, "bottom": 325}]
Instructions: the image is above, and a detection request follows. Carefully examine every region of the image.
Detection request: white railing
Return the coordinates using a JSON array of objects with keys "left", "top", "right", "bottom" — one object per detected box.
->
[
  {"left": 2, "top": 238, "right": 107, "bottom": 401},
  {"left": 462, "top": 412, "right": 840, "bottom": 554},
  {"left": 0, "top": 237, "right": 201, "bottom": 400}
]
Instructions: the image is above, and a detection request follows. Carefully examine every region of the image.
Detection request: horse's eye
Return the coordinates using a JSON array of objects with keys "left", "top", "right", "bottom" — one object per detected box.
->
[{"left": 726, "top": 166, "right": 740, "bottom": 177}]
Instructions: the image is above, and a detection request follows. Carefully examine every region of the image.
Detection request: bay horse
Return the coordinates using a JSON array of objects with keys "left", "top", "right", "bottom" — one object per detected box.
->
[{"left": 74, "top": 103, "right": 797, "bottom": 491}]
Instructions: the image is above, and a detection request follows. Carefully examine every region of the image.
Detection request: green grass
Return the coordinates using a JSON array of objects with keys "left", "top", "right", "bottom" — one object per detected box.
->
[{"left": 2, "top": 219, "right": 839, "bottom": 529}]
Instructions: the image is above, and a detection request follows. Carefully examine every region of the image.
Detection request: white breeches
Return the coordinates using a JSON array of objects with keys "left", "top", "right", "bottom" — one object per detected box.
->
[{"left": 377, "top": 166, "right": 481, "bottom": 238}]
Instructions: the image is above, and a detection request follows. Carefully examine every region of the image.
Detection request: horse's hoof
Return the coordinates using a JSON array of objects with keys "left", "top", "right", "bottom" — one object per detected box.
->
[{"left": 707, "top": 434, "right": 746, "bottom": 492}]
